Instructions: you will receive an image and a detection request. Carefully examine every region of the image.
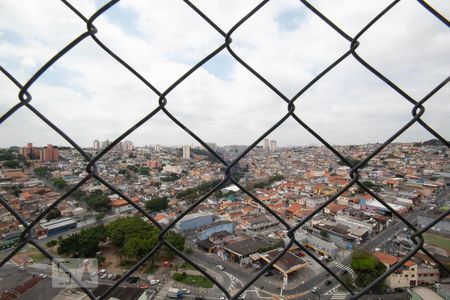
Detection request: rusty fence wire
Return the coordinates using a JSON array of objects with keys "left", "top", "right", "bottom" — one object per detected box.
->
[{"left": 0, "top": 0, "right": 449, "bottom": 299}]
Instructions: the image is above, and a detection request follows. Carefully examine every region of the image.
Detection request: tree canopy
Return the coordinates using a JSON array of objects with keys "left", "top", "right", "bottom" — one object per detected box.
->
[
  {"left": 106, "top": 216, "right": 185, "bottom": 261},
  {"left": 85, "top": 191, "right": 111, "bottom": 212},
  {"left": 52, "top": 177, "right": 67, "bottom": 190},
  {"left": 58, "top": 225, "right": 107, "bottom": 257},
  {"left": 3, "top": 160, "right": 20, "bottom": 168},
  {"left": 351, "top": 248, "right": 386, "bottom": 292},
  {"left": 145, "top": 196, "right": 169, "bottom": 212}
]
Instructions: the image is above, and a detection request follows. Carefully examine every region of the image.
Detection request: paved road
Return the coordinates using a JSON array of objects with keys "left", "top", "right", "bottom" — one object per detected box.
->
[
  {"left": 187, "top": 210, "right": 421, "bottom": 299},
  {"left": 283, "top": 210, "right": 421, "bottom": 299}
]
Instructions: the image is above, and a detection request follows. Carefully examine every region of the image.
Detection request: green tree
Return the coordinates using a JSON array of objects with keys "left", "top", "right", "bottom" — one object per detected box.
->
[
  {"left": 0, "top": 150, "right": 16, "bottom": 161},
  {"left": 85, "top": 192, "right": 111, "bottom": 212},
  {"left": 138, "top": 167, "right": 150, "bottom": 175},
  {"left": 166, "top": 231, "right": 185, "bottom": 252},
  {"left": 46, "top": 240, "right": 58, "bottom": 248},
  {"left": 45, "top": 208, "right": 61, "bottom": 221},
  {"left": 3, "top": 160, "right": 20, "bottom": 168},
  {"left": 58, "top": 225, "right": 107, "bottom": 257},
  {"left": 52, "top": 177, "right": 67, "bottom": 190},
  {"left": 123, "top": 236, "right": 157, "bottom": 260},
  {"left": 351, "top": 248, "right": 386, "bottom": 292},
  {"left": 145, "top": 196, "right": 169, "bottom": 212},
  {"left": 127, "top": 165, "right": 138, "bottom": 172},
  {"left": 95, "top": 212, "right": 106, "bottom": 220},
  {"left": 106, "top": 216, "right": 157, "bottom": 248},
  {"left": 34, "top": 166, "right": 51, "bottom": 177}
]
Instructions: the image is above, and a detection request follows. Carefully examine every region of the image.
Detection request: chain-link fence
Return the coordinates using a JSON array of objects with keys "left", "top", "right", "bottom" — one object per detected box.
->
[{"left": 1, "top": 0, "right": 449, "bottom": 299}]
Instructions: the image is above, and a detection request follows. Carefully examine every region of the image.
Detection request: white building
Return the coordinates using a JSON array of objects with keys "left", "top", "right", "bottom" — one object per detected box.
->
[
  {"left": 93, "top": 140, "right": 100, "bottom": 150},
  {"left": 263, "top": 138, "right": 270, "bottom": 150},
  {"left": 269, "top": 140, "right": 277, "bottom": 151},
  {"left": 182, "top": 145, "right": 190, "bottom": 159}
]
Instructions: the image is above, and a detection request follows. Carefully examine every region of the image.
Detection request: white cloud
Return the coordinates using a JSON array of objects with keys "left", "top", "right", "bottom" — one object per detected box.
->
[{"left": 0, "top": 0, "right": 448, "bottom": 148}]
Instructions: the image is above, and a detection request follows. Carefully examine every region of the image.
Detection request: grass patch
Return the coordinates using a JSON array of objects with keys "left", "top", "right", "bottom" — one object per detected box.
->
[
  {"left": 178, "top": 262, "right": 195, "bottom": 270},
  {"left": 172, "top": 272, "right": 213, "bottom": 288},
  {"left": 28, "top": 251, "right": 47, "bottom": 262},
  {"left": 144, "top": 264, "right": 159, "bottom": 274},
  {"left": 424, "top": 233, "right": 450, "bottom": 251}
]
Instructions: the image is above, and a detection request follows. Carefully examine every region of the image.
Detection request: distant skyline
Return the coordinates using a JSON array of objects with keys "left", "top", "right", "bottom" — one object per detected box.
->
[
  {"left": 1, "top": 1, "right": 448, "bottom": 148},
  {"left": 1, "top": 138, "right": 444, "bottom": 150}
]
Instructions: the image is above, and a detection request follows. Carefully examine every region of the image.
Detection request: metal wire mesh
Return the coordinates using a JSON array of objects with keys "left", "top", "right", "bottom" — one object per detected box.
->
[{"left": 0, "top": 0, "right": 449, "bottom": 299}]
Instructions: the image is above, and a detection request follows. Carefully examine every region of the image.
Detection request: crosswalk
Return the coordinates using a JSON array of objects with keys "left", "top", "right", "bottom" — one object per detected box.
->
[
  {"left": 333, "top": 261, "right": 356, "bottom": 279},
  {"left": 325, "top": 286, "right": 349, "bottom": 300},
  {"left": 154, "top": 280, "right": 173, "bottom": 300}
]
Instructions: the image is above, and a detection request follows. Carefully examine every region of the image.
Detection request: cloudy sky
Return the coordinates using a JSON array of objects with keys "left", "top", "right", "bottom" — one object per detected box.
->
[{"left": 0, "top": 0, "right": 448, "bottom": 148}]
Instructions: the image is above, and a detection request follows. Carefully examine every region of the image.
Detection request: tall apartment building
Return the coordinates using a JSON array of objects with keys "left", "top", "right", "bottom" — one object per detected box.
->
[
  {"left": 93, "top": 140, "right": 100, "bottom": 150},
  {"left": 263, "top": 138, "right": 270, "bottom": 150},
  {"left": 21, "top": 143, "right": 59, "bottom": 162},
  {"left": 21, "top": 143, "right": 40, "bottom": 160},
  {"left": 182, "top": 145, "right": 190, "bottom": 159},
  {"left": 270, "top": 140, "right": 277, "bottom": 151}
]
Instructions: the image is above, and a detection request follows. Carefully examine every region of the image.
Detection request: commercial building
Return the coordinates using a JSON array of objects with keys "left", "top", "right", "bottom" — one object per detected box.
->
[
  {"left": 374, "top": 252, "right": 440, "bottom": 289},
  {"left": 176, "top": 212, "right": 214, "bottom": 232},
  {"left": 290, "top": 232, "right": 338, "bottom": 259}
]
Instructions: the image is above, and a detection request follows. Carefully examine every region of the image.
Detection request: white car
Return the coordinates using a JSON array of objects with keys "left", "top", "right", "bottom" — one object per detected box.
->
[
  {"left": 434, "top": 283, "right": 442, "bottom": 288},
  {"left": 216, "top": 264, "right": 225, "bottom": 270},
  {"left": 38, "top": 273, "right": 47, "bottom": 278},
  {"left": 182, "top": 288, "right": 190, "bottom": 294},
  {"left": 149, "top": 279, "right": 160, "bottom": 285},
  {"left": 100, "top": 274, "right": 108, "bottom": 279},
  {"left": 311, "top": 287, "right": 319, "bottom": 293}
]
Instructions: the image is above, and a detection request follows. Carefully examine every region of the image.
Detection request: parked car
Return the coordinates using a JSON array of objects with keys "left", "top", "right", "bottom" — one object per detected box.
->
[
  {"left": 39, "top": 273, "right": 47, "bottom": 278},
  {"left": 434, "top": 283, "right": 442, "bottom": 288},
  {"left": 311, "top": 287, "right": 319, "bottom": 293},
  {"left": 306, "top": 259, "right": 312, "bottom": 265},
  {"left": 340, "top": 270, "right": 348, "bottom": 275},
  {"left": 216, "top": 264, "right": 225, "bottom": 270},
  {"left": 18, "top": 266, "right": 26, "bottom": 271},
  {"left": 325, "top": 280, "right": 332, "bottom": 286},
  {"left": 264, "top": 270, "right": 274, "bottom": 277},
  {"left": 150, "top": 279, "right": 160, "bottom": 285},
  {"left": 182, "top": 288, "right": 190, "bottom": 294}
]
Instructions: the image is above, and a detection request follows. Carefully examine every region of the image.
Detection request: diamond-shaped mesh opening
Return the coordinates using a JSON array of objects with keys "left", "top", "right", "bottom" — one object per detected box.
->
[{"left": 0, "top": 0, "right": 448, "bottom": 299}]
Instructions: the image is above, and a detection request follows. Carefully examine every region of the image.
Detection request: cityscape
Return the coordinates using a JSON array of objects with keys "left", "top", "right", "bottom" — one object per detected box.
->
[
  {"left": 0, "top": 1, "right": 448, "bottom": 299},
  {"left": 0, "top": 139, "right": 449, "bottom": 299}
]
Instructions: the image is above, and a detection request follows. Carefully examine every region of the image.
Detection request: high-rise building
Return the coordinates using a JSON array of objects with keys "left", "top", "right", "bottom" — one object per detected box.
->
[
  {"left": 124, "top": 141, "right": 134, "bottom": 151},
  {"left": 263, "top": 138, "right": 270, "bottom": 151},
  {"left": 101, "top": 140, "right": 110, "bottom": 149},
  {"left": 269, "top": 140, "right": 277, "bottom": 152},
  {"left": 41, "top": 144, "right": 59, "bottom": 162},
  {"left": 21, "top": 143, "right": 40, "bottom": 160},
  {"left": 182, "top": 145, "right": 190, "bottom": 159},
  {"left": 21, "top": 143, "right": 58, "bottom": 161},
  {"left": 154, "top": 144, "right": 161, "bottom": 152},
  {"left": 93, "top": 140, "right": 100, "bottom": 150}
]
